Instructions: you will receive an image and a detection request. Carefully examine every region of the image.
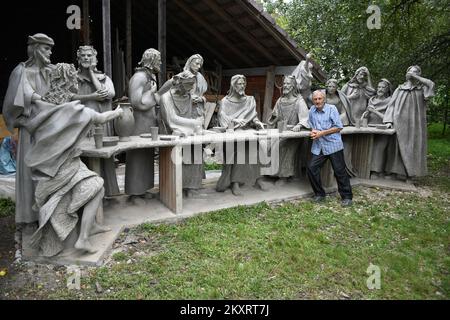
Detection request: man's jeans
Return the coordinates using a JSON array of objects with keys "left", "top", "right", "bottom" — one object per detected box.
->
[{"left": 307, "top": 150, "right": 353, "bottom": 200}]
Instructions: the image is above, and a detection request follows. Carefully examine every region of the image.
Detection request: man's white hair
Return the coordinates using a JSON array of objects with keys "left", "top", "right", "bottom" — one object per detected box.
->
[{"left": 312, "top": 90, "right": 325, "bottom": 98}]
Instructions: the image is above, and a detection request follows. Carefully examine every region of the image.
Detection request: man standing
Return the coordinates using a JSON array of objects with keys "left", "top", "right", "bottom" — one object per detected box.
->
[
  {"left": 72, "top": 45, "right": 119, "bottom": 198},
  {"left": 306, "top": 90, "right": 353, "bottom": 206},
  {"left": 2, "top": 33, "right": 55, "bottom": 227}
]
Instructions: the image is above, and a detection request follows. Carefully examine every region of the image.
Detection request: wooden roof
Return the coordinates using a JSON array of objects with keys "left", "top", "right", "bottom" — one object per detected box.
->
[{"left": 113, "top": 0, "right": 326, "bottom": 81}]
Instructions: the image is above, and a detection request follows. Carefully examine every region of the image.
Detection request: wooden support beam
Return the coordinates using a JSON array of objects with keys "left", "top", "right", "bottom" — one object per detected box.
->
[
  {"left": 102, "top": 0, "right": 112, "bottom": 77},
  {"left": 169, "top": 17, "right": 235, "bottom": 69},
  {"left": 223, "top": 65, "right": 298, "bottom": 77},
  {"left": 202, "top": 0, "right": 281, "bottom": 66},
  {"left": 262, "top": 65, "right": 275, "bottom": 122},
  {"left": 82, "top": 0, "right": 90, "bottom": 45},
  {"left": 158, "top": 0, "right": 167, "bottom": 84},
  {"left": 159, "top": 145, "right": 183, "bottom": 214},
  {"left": 126, "top": 0, "right": 132, "bottom": 79},
  {"left": 174, "top": 0, "right": 256, "bottom": 67}
]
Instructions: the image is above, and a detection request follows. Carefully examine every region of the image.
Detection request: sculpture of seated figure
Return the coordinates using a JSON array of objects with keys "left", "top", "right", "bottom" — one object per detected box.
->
[
  {"left": 360, "top": 79, "right": 393, "bottom": 179},
  {"left": 159, "top": 70, "right": 204, "bottom": 197},
  {"left": 23, "top": 63, "right": 123, "bottom": 256},
  {"left": 159, "top": 54, "right": 208, "bottom": 127},
  {"left": 216, "top": 75, "right": 269, "bottom": 196},
  {"left": 268, "top": 75, "right": 310, "bottom": 185},
  {"left": 383, "top": 66, "right": 435, "bottom": 183}
]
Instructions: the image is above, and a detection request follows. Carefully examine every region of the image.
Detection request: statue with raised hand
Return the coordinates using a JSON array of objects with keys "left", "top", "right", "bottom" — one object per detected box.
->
[{"left": 383, "top": 66, "right": 435, "bottom": 182}]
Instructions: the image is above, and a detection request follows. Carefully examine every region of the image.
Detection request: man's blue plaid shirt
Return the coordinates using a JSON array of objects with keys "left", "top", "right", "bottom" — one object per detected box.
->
[{"left": 308, "top": 104, "right": 344, "bottom": 155}]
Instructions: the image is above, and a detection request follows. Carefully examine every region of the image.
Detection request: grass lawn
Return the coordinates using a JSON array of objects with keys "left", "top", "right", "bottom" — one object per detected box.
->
[{"left": 1, "top": 123, "right": 449, "bottom": 300}]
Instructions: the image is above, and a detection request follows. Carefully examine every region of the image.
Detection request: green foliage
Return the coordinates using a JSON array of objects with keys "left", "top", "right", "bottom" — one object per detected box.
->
[
  {"left": 421, "top": 123, "right": 450, "bottom": 191},
  {"left": 0, "top": 198, "right": 14, "bottom": 218},
  {"left": 51, "top": 186, "right": 449, "bottom": 299},
  {"left": 262, "top": 0, "right": 450, "bottom": 120},
  {"left": 204, "top": 162, "right": 223, "bottom": 171},
  {"left": 265, "top": 1, "right": 449, "bottom": 83}
]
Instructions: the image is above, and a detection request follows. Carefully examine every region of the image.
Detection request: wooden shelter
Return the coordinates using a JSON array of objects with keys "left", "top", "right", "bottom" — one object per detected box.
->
[{"left": 0, "top": 0, "right": 326, "bottom": 121}]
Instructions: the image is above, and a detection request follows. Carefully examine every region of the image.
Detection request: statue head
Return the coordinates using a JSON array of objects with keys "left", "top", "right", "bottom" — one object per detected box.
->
[
  {"left": 406, "top": 65, "right": 421, "bottom": 82},
  {"left": 349, "top": 66, "right": 370, "bottom": 85},
  {"left": 138, "top": 48, "right": 161, "bottom": 73},
  {"left": 77, "top": 45, "right": 98, "bottom": 70},
  {"left": 184, "top": 54, "right": 203, "bottom": 75},
  {"left": 376, "top": 79, "right": 392, "bottom": 98},
  {"left": 25, "top": 33, "right": 54, "bottom": 67},
  {"left": 325, "top": 79, "right": 339, "bottom": 95},
  {"left": 227, "top": 75, "right": 247, "bottom": 98},
  {"left": 282, "top": 75, "right": 297, "bottom": 96},
  {"left": 172, "top": 70, "right": 196, "bottom": 95}
]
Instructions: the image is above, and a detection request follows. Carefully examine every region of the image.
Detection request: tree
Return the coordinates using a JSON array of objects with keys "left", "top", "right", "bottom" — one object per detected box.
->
[{"left": 262, "top": 0, "right": 450, "bottom": 128}]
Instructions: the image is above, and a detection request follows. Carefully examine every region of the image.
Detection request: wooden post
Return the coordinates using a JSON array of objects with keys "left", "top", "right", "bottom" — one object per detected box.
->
[
  {"left": 126, "top": 0, "right": 132, "bottom": 79},
  {"left": 82, "top": 0, "right": 90, "bottom": 45},
  {"left": 102, "top": 0, "right": 112, "bottom": 77},
  {"left": 159, "top": 145, "right": 183, "bottom": 214},
  {"left": 263, "top": 66, "right": 275, "bottom": 122},
  {"left": 158, "top": 0, "right": 167, "bottom": 84}
]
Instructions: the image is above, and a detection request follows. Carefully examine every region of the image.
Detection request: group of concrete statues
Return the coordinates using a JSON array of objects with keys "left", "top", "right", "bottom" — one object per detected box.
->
[
  {"left": 320, "top": 65, "right": 434, "bottom": 181},
  {"left": 2, "top": 33, "right": 435, "bottom": 257}
]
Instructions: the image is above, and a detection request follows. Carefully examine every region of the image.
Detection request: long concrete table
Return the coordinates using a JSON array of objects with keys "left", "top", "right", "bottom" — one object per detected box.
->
[{"left": 80, "top": 127, "right": 395, "bottom": 215}]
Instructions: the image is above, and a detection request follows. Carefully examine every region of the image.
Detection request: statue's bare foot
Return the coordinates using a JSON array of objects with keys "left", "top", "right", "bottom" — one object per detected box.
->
[
  {"left": 74, "top": 239, "right": 97, "bottom": 254},
  {"left": 128, "top": 195, "right": 147, "bottom": 206},
  {"left": 184, "top": 189, "right": 197, "bottom": 198},
  {"left": 255, "top": 178, "right": 271, "bottom": 191},
  {"left": 103, "top": 197, "right": 120, "bottom": 207},
  {"left": 231, "top": 183, "right": 242, "bottom": 196},
  {"left": 275, "top": 178, "right": 288, "bottom": 187},
  {"left": 184, "top": 189, "right": 206, "bottom": 198},
  {"left": 90, "top": 223, "right": 111, "bottom": 236},
  {"left": 143, "top": 192, "right": 156, "bottom": 200}
]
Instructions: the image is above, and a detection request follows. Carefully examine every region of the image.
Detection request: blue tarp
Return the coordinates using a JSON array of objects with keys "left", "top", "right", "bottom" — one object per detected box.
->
[{"left": 0, "top": 136, "right": 16, "bottom": 174}]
